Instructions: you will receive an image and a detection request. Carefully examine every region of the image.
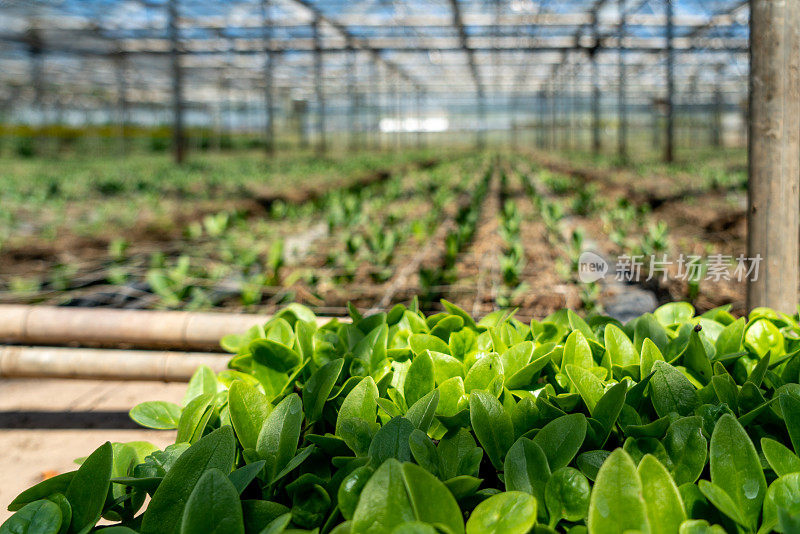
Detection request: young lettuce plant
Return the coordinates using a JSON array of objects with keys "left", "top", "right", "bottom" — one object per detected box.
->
[{"left": 5, "top": 300, "right": 800, "bottom": 534}]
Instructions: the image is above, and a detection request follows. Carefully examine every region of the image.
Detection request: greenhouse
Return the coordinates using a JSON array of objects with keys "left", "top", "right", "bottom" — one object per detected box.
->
[{"left": 0, "top": 0, "right": 798, "bottom": 532}]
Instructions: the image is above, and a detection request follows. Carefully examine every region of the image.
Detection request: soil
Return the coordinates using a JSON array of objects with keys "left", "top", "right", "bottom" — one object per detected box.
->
[{"left": 526, "top": 151, "right": 757, "bottom": 314}]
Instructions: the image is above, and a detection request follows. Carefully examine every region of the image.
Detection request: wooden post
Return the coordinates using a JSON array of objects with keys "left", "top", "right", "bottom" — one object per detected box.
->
[
  {"left": 538, "top": 89, "right": 546, "bottom": 149},
  {"left": 392, "top": 75, "right": 400, "bottom": 151},
  {"left": 168, "top": 0, "right": 185, "bottom": 164},
  {"left": 591, "top": 12, "right": 601, "bottom": 154},
  {"left": 346, "top": 44, "right": 358, "bottom": 152},
  {"left": 651, "top": 99, "right": 661, "bottom": 150},
  {"left": 312, "top": 15, "right": 326, "bottom": 155},
  {"left": 549, "top": 81, "right": 557, "bottom": 150},
  {"left": 747, "top": 0, "right": 800, "bottom": 313},
  {"left": 712, "top": 64, "right": 724, "bottom": 148},
  {"left": 591, "top": 58, "right": 601, "bottom": 154},
  {"left": 261, "top": 0, "right": 275, "bottom": 154},
  {"left": 370, "top": 59, "right": 379, "bottom": 151},
  {"left": 477, "top": 92, "right": 487, "bottom": 150},
  {"left": 664, "top": 0, "right": 675, "bottom": 163},
  {"left": 415, "top": 88, "right": 423, "bottom": 149},
  {"left": 617, "top": 0, "right": 627, "bottom": 161},
  {"left": 114, "top": 51, "right": 128, "bottom": 154}
]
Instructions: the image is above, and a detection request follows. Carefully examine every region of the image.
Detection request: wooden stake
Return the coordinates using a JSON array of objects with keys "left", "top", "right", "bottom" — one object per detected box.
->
[{"left": 747, "top": 0, "right": 800, "bottom": 313}]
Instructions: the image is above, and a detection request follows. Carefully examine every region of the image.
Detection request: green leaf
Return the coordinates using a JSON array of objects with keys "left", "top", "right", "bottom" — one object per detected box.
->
[
  {"left": 677, "top": 519, "right": 726, "bottom": 534},
  {"left": 708, "top": 413, "right": 766, "bottom": 530},
  {"left": 302, "top": 358, "right": 344, "bottom": 422},
  {"left": 664, "top": 416, "right": 707, "bottom": 485},
  {"left": 505, "top": 349, "right": 553, "bottom": 390},
  {"left": 565, "top": 365, "right": 604, "bottom": 415},
  {"left": 391, "top": 522, "right": 437, "bottom": 534},
  {"left": 532, "top": 414, "right": 587, "bottom": 471},
  {"left": 242, "top": 500, "right": 290, "bottom": 534},
  {"left": 183, "top": 365, "right": 218, "bottom": 405},
  {"left": 8, "top": 473, "right": 75, "bottom": 512},
  {"left": 684, "top": 330, "right": 713, "bottom": 384},
  {"left": 650, "top": 360, "right": 700, "bottom": 417},
  {"left": 180, "top": 469, "right": 244, "bottom": 534},
  {"left": 544, "top": 467, "right": 590, "bottom": 525},
  {"left": 470, "top": 390, "right": 515, "bottom": 470},
  {"left": 763, "top": 473, "right": 800, "bottom": 534},
  {"left": 46, "top": 494, "right": 69, "bottom": 534},
  {"left": 351, "top": 459, "right": 415, "bottom": 533},
  {"left": 336, "top": 376, "right": 379, "bottom": 436},
  {"left": 500, "top": 342, "right": 534, "bottom": 378},
  {"left": 593, "top": 381, "right": 626, "bottom": 433},
  {"left": 464, "top": 353, "right": 503, "bottom": 393},
  {"left": 780, "top": 393, "right": 800, "bottom": 454},
  {"left": 409, "top": 429, "right": 439, "bottom": 476},
  {"left": 404, "top": 351, "right": 436, "bottom": 407},
  {"left": 576, "top": 450, "right": 610, "bottom": 482},
  {"left": 256, "top": 393, "right": 303, "bottom": 483},
  {"left": 604, "top": 324, "right": 638, "bottom": 368},
  {"left": 229, "top": 461, "right": 266, "bottom": 494},
  {"left": 65, "top": 441, "right": 112, "bottom": 534},
  {"left": 637, "top": 454, "right": 685, "bottom": 534},
  {"left": 129, "top": 401, "right": 182, "bottom": 430},
  {"left": 369, "top": 417, "right": 414, "bottom": 465},
  {"left": 401, "top": 462, "right": 465, "bottom": 534},
  {"left": 587, "top": 448, "right": 648, "bottom": 534},
  {"left": 640, "top": 339, "right": 665, "bottom": 380},
  {"left": 504, "top": 437, "right": 551, "bottom": 508},
  {"left": 762, "top": 437, "right": 800, "bottom": 476},
  {"left": 338, "top": 465, "right": 374, "bottom": 521},
  {"left": 697, "top": 480, "right": 745, "bottom": 527},
  {"left": 465, "top": 491, "right": 537, "bottom": 534},
  {"left": 0, "top": 500, "right": 62, "bottom": 534},
  {"left": 229, "top": 381, "right": 272, "bottom": 451},
  {"left": 353, "top": 324, "right": 387, "bottom": 373},
  {"left": 654, "top": 302, "right": 695, "bottom": 326},
  {"left": 441, "top": 299, "right": 479, "bottom": 330},
  {"left": 562, "top": 331, "right": 594, "bottom": 370},
  {"left": 258, "top": 513, "right": 292, "bottom": 534},
  {"left": 745, "top": 319, "right": 785, "bottom": 358},
  {"left": 251, "top": 339, "right": 302, "bottom": 372},
  {"left": 633, "top": 313, "right": 669, "bottom": 354},
  {"left": 715, "top": 318, "right": 745, "bottom": 357},
  {"left": 176, "top": 393, "right": 214, "bottom": 444},
  {"left": 339, "top": 418, "right": 380, "bottom": 457},
  {"left": 141, "top": 426, "right": 237, "bottom": 534},
  {"left": 409, "top": 334, "right": 450, "bottom": 356},
  {"left": 436, "top": 377, "right": 467, "bottom": 418},
  {"left": 438, "top": 429, "right": 482, "bottom": 480},
  {"left": 568, "top": 309, "right": 596, "bottom": 341},
  {"left": 428, "top": 351, "right": 465, "bottom": 385},
  {"left": 405, "top": 389, "right": 439, "bottom": 432}
]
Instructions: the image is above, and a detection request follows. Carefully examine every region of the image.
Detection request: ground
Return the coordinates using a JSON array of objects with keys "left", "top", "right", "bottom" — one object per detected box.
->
[{"left": 0, "top": 378, "right": 186, "bottom": 521}]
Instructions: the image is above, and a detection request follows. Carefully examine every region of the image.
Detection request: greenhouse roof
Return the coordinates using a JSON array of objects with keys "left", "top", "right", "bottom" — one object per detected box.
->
[{"left": 0, "top": 0, "right": 748, "bottom": 109}]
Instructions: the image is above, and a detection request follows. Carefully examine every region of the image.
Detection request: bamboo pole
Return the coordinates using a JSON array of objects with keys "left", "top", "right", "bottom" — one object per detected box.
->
[
  {"left": 0, "top": 346, "right": 227, "bottom": 381},
  {"left": 747, "top": 0, "right": 800, "bottom": 313},
  {"left": 0, "top": 305, "right": 336, "bottom": 351}
]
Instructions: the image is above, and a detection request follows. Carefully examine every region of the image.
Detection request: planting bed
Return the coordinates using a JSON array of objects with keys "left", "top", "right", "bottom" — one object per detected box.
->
[
  {"left": 4, "top": 299, "right": 800, "bottom": 533},
  {"left": 0, "top": 147, "right": 766, "bottom": 319},
  {"left": 526, "top": 149, "right": 751, "bottom": 314}
]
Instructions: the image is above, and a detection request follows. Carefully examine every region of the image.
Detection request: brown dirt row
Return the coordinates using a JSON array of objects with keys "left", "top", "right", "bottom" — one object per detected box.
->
[{"left": 520, "top": 154, "right": 749, "bottom": 314}]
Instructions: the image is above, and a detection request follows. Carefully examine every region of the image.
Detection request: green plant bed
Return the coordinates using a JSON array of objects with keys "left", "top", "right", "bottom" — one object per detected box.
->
[{"left": 5, "top": 299, "right": 800, "bottom": 534}]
